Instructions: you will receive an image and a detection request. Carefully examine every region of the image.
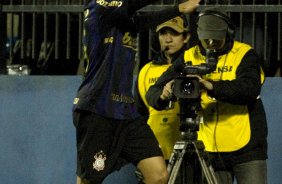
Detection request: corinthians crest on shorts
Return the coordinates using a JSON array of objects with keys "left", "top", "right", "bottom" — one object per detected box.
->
[{"left": 93, "top": 150, "right": 107, "bottom": 171}]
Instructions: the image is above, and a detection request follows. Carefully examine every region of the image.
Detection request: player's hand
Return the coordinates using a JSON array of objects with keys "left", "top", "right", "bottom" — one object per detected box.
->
[{"left": 178, "top": 0, "right": 201, "bottom": 14}]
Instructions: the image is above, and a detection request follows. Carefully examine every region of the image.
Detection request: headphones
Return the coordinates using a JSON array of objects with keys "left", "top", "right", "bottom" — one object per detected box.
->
[{"left": 197, "top": 10, "right": 236, "bottom": 39}]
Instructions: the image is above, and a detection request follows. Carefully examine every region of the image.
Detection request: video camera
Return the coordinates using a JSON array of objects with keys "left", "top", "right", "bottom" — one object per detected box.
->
[{"left": 173, "top": 49, "right": 218, "bottom": 99}]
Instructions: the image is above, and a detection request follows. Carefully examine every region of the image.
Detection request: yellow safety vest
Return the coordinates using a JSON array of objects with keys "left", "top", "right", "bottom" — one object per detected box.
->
[
  {"left": 184, "top": 41, "right": 264, "bottom": 152},
  {"left": 138, "top": 62, "right": 181, "bottom": 159}
]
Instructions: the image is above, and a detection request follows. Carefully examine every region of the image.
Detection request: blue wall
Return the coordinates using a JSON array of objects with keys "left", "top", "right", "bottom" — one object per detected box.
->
[
  {"left": 0, "top": 76, "right": 79, "bottom": 184},
  {"left": 261, "top": 78, "right": 282, "bottom": 184},
  {"left": 0, "top": 76, "right": 281, "bottom": 184}
]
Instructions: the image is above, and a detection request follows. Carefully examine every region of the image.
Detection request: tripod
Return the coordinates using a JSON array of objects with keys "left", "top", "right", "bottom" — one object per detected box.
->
[{"left": 167, "top": 99, "right": 219, "bottom": 184}]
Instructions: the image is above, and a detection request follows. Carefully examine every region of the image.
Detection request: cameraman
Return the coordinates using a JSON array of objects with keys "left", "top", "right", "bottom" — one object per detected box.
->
[
  {"left": 146, "top": 7, "right": 268, "bottom": 184},
  {"left": 137, "top": 16, "right": 191, "bottom": 161}
]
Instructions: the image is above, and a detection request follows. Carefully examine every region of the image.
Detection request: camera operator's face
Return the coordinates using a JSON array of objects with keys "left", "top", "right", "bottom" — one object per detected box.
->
[
  {"left": 158, "top": 28, "right": 189, "bottom": 55},
  {"left": 200, "top": 38, "right": 226, "bottom": 51}
]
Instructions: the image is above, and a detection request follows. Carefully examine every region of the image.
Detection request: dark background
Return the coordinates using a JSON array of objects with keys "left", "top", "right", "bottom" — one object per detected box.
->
[{"left": 0, "top": 0, "right": 281, "bottom": 76}]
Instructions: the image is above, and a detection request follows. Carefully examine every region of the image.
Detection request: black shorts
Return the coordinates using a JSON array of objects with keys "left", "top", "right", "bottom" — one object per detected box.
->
[{"left": 73, "top": 110, "right": 163, "bottom": 183}]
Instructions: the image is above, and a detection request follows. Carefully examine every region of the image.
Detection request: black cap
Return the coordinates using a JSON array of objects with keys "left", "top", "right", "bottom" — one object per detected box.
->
[{"left": 197, "top": 8, "right": 229, "bottom": 40}]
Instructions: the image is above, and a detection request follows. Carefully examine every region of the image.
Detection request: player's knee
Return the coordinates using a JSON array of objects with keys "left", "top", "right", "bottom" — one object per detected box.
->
[
  {"left": 145, "top": 169, "right": 169, "bottom": 184},
  {"left": 155, "top": 169, "right": 169, "bottom": 184},
  {"left": 137, "top": 156, "right": 169, "bottom": 184}
]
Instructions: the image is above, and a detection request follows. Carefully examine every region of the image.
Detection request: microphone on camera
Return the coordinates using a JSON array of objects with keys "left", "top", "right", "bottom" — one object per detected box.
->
[
  {"left": 205, "top": 49, "right": 218, "bottom": 73},
  {"left": 205, "top": 49, "right": 217, "bottom": 64}
]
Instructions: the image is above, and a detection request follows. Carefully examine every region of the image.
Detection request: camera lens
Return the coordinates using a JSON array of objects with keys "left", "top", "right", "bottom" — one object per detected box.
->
[{"left": 182, "top": 80, "right": 194, "bottom": 95}]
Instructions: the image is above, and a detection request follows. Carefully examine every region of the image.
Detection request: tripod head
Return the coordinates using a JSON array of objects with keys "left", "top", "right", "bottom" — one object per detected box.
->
[
  {"left": 178, "top": 97, "right": 202, "bottom": 142},
  {"left": 168, "top": 93, "right": 219, "bottom": 184}
]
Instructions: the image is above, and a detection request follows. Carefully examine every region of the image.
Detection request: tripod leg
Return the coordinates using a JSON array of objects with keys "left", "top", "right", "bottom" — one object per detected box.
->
[
  {"left": 193, "top": 141, "right": 219, "bottom": 184},
  {"left": 168, "top": 141, "right": 188, "bottom": 184}
]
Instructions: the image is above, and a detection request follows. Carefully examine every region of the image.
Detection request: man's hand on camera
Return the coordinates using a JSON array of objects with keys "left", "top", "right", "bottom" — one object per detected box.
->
[
  {"left": 178, "top": 0, "right": 201, "bottom": 14},
  {"left": 160, "top": 80, "right": 174, "bottom": 100},
  {"left": 186, "top": 74, "right": 214, "bottom": 90}
]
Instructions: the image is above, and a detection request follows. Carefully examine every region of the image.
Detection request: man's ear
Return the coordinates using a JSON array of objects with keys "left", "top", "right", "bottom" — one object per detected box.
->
[{"left": 184, "top": 33, "right": 191, "bottom": 43}]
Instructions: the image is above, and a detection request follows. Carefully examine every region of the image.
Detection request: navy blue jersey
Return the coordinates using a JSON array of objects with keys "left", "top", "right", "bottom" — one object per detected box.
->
[{"left": 73, "top": 0, "right": 181, "bottom": 119}]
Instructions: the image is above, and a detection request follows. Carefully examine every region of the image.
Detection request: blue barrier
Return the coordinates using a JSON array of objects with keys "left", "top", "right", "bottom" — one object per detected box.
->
[
  {"left": 0, "top": 76, "right": 281, "bottom": 184},
  {"left": 261, "top": 77, "right": 282, "bottom": 184},
  {"left": 0, "top": 76, "right": 79, "bottom": 184}
]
